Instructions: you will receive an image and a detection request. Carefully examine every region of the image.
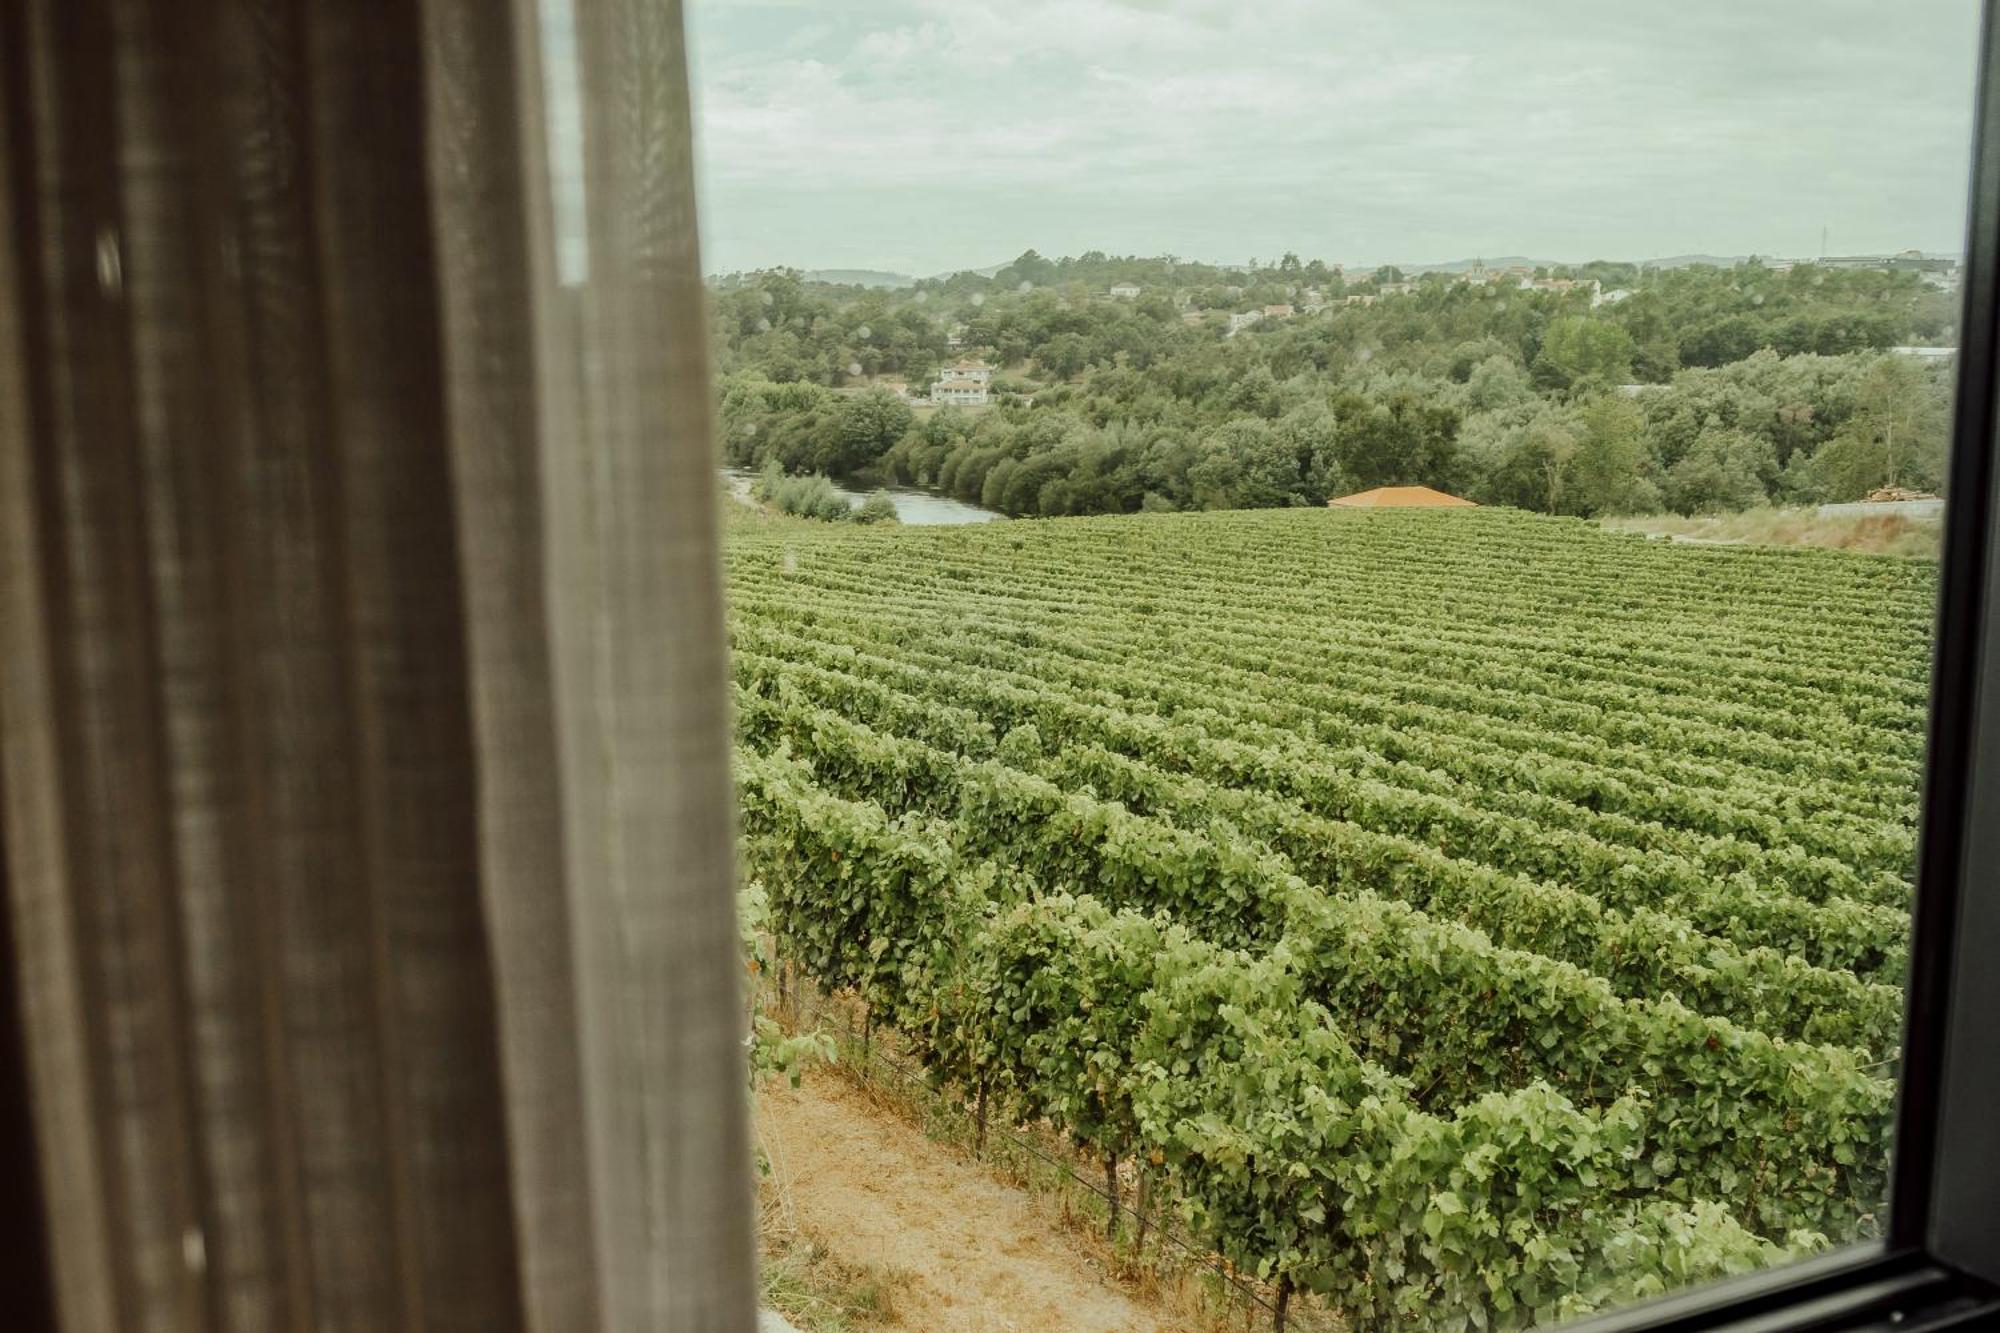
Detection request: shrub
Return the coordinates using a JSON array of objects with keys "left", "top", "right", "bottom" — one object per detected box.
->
[
  {"left": 854, "top": 492, "right": 900, "bottom": 525},
  {"left": 757, "top": 468, "right": 856, "bottom": 522}
]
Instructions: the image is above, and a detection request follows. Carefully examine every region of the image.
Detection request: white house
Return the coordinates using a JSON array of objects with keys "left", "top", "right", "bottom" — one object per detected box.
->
[
  {"left": 1226, "top": 310, "right": 1263, "bottom": 336},
  {"left": 931, "top": 378, "right": 989, "bottom": 406},
  {"left": 1108, "top": 283, "right": 1142, "bottom": 299},
  {"left": 930, "top": 357, "right": 994, "bottom": 405}
]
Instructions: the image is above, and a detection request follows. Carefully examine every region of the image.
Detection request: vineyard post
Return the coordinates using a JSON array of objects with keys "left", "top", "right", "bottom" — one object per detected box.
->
[
  {"left": 974, "top": 1072, "right": 989, "bottom": 1156},
  {"left": 1104, "top": 1152, "right": 1120, "bottom": 1238},
  {"left": 1134, "top": 1171, "right": 1150, "bottom": 1253},
  {"left": 1274, "top": 1274, "right": 1294, "bottom": 1333}
]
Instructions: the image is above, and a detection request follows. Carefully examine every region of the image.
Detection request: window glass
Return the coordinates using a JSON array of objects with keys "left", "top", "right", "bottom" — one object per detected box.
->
[{"left": 692, "top": 3, "right": 1978, "bottom": 1327}]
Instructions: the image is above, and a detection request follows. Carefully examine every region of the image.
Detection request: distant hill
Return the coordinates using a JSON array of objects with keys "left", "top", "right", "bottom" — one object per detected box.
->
[
  {"left": 804, "top": 268, "right": 916, "bottom": 289},
  {"left": 925, "top": 262, "right": 1010, "bottom": 280},
  {"left": 1644, "top": 253, "right": 1753, "bottom": 269},
  {"left": 1403, "top": 256, "right": 1556, "bottom": 274},
  {"left": 1402, "top": 253, "right": 1758, "bottom": 273}
]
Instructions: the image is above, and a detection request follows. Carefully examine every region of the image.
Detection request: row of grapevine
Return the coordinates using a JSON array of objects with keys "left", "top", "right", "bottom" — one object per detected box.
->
[
  {"left": 732, "top": 561, "right": 1922, "bottom": 795},
  {"left": 741, "top": 744, "right": 1892, "bottom": 1238},
  {"left": 732, "top": 520, "right": 1930, "bottom": 771},
  {"left": 730, "top": 589, "right": 1920, "bottom": 866},
  {"left": 857, "top": 510, "right": 1933, "bottom": 670},
  {"left": 732, "top": 612, "right": 1914, "bottom": 889},
  {"left": 733, "top": 643, "right": 1912, "bottom": 981},
  {"left": 739, "top": 749, "right": 1818, "bottom": 1329},
  {"left": 735, "top": 681, "right": 1903, "bottom": 1055},
  {"left": 724, "top": 506, "right": 1931, "bottom": 1326},
  {"left": 762, "top": 561, "right": 1928, "bottom": 769}
]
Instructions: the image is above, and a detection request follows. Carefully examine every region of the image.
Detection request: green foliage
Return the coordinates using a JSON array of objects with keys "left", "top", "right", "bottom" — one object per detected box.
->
[
  {"left": 741, "top": 880, "right": 838, "bottom": 1090},
  {"left": 724, "top": 506, "right": 1927, "bottom": 1330},
  {"left": 1036, "top": 331, "right": 1091, "bottom": 380},
  {"left": 830, "top": 390, "right": 916, "bottom": 474},
  {"left": 754, "top": 464, "right": 857, "bottom": 522},
  {"left": 1662, "top": 429, "right": 1777, "bottom": 515},
  {"left": 738, "top": 760, "right": 1841, "bottom": 1327},
  {"left": 1532, "top": 316, "right": 1635, "bottom": 392},
  {"left": 1790, "top": 355, "right": 1948, "bottom": 501},
  {"left": 853, "top": 492, "right": 900, "bottom": 525},
  {"left": 1568, "top": 395, "right": 1659, "bottom": 515},
  {"left": 712, "top": 252, "right": 1952, "bottom": 519},
  {"left": 1328, "top": 390, "right": 1465, "bottom": 492}
]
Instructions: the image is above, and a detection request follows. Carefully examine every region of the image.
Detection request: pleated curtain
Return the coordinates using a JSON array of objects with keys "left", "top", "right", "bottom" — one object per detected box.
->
[{"left": 0, "top": 0, "right": 756, "bottom": 1328}]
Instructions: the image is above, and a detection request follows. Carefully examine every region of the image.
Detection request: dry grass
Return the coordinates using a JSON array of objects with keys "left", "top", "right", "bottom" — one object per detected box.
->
[
  {"left": 1600, "top": 507, "right": 1942, "bottom": 558},
  {"left": 758, "top": 1182, "right": 912, "bottom": 1332},
  {"left": 755, "top": 975, "right": 1323, "bottom": 1333},
  {"left": 820, "top": 1061, "right": 1251, "bottom": 1333}
]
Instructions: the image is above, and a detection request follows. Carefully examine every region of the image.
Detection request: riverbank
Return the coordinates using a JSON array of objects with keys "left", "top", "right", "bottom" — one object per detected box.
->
[{"left": 721, "top": 467, "right": 1004, "bottom": 526}]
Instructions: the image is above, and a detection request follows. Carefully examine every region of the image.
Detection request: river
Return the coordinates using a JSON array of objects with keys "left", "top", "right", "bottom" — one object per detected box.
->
[{"left": 720, "top": 467, "right": 1004, "bottom": 526}]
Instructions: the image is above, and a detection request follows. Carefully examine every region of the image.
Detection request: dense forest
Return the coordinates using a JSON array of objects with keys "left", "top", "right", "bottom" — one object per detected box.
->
[{"left": 711, "top": 250, "right": 1958, "bottom": 518}]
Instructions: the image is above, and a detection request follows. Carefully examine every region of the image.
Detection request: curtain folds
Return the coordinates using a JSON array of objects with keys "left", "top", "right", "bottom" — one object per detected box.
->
[{"left": 0, "top": 0, "right": 756, "bottom": 1329}]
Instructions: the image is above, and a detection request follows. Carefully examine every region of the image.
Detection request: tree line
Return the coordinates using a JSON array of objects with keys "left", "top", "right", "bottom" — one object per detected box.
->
[{"left": 711, "top": 250, "right": 1956, "bottom": 518}]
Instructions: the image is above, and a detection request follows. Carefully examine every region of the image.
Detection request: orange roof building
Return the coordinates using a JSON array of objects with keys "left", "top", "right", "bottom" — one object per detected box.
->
[{"left": 1328, "top": 485, "right": 1477, "bottom": 509}]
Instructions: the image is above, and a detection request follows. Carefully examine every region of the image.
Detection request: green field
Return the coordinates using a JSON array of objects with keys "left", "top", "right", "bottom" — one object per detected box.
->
[{"left": 727, "top": 505, "right": 1933, "bottom": 1328}]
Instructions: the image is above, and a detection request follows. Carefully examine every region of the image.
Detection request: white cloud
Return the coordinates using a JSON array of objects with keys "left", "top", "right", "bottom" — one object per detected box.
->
[{"left": 686, "top": 0, "right": 1983, "bottom": 274}]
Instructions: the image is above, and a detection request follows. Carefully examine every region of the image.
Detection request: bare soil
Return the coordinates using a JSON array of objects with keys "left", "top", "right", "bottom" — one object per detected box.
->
[{"left": 756, "top": 1069, "right": 1183, "bottom": 1333}]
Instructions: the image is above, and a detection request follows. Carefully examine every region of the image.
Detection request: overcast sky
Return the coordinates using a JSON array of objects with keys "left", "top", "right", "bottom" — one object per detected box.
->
[{"left": 684, "top": 0, "right": 1983, "bottom": 277}]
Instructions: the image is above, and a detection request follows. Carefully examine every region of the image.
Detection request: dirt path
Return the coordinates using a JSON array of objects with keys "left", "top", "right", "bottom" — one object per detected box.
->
[{"left": 756, "top": 1070, "right": 1180, "bottom": 1332}]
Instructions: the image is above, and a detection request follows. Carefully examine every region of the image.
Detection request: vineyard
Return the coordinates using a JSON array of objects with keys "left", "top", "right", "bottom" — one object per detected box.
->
[{"left": 726, "top": 505, "right": 1933, "bottom": 1330}]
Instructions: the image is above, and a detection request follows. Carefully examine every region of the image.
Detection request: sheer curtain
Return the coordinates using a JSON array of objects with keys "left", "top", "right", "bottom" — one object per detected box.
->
[{"left": 0, "top": 0, "right": 756, "bottom": 1328}]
